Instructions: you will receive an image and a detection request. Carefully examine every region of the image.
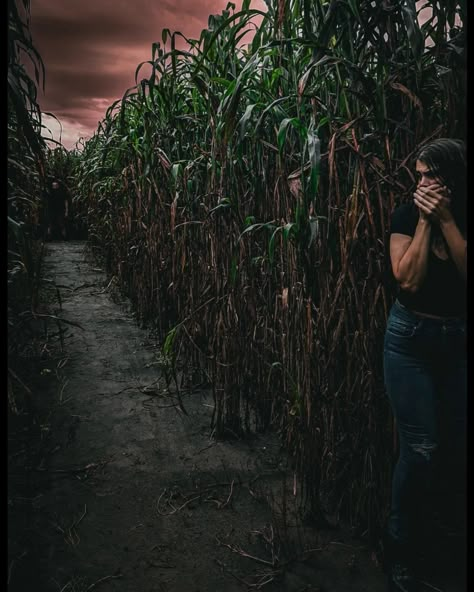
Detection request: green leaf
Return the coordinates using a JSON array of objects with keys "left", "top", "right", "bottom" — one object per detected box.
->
[
  {"left": 307, "top": 129, "right": 321, "bottom": 197},
  {"left": 401, "top": 0, "right": 424, "bottom": 61},
  {"left": 209, "top": 198, "right": 232, "bottom": 214},
  {"left": 271, "top": 67, "right": 283, "bottom": 88},
  {"left": 278, "top": 117, "right": 307, "bottom": 153},
  {"left": 8, "top": 216, "right": 23, "bottom": 240},
  {"left": 278, "top": 118, "right": 295, "bottom": 153},
  {"left": 210, "top": 77, "right": 233, "bottom": 89},
  {"left": 283, "top": 222, "right": 297, "bottom": 244},
  {"left": 244, "top": 216, "right": 256, "bottom": 227},
  {"left": 317, "top": 116, "right": 329, "bottom": 130},
  {"left": 171, "top": 163, "right": 183, "bottom": 182},
  {"left": 254, "top": 96, "right": 292, "bottom": 137},
  {"left": 238, "top": 103, "right": 258, "bottom": 141},
  {"left": 346, "top": 0, "right": 361, "bottom": 21},
  {"left": 238, "top": 221, "right": 275, "bottom": 241},
  {"left": 163, "top": 327, "right": 177, "bottom": 358},
  {"left": 268, "top": 228, "right": 278, "bottom": 264},
  {"left": 309, "top": 217, "right": 319, "bottom": 247}
]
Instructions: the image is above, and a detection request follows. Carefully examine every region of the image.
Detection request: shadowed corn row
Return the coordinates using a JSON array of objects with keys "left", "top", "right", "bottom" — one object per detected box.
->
[
  {"left": 8, "top": 2, "right": 84, "bottom": 412},
  {"left": 8, "top": 0, "right": 48, "bottom": 380},
  {"left": 74, "top": 0, "right": 465, "bottom": 539}
]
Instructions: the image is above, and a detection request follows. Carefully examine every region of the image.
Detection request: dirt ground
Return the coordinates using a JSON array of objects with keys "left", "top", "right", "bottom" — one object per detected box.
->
[{"left": 8, "top": 241, "right": 466, "bottom": 592}]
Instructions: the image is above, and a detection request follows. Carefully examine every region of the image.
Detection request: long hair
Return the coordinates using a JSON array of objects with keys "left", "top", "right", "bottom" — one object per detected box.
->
[{"left": 416, "top": 138, "right": 466, "bottom": 234}]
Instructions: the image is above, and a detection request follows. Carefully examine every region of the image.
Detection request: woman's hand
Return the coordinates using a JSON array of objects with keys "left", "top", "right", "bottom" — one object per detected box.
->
[{"left": 413, "top": 183, "right": 452, "bottom": 224}]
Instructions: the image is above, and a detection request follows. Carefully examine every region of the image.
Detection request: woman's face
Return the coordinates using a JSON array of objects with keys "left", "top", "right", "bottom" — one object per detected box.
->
[
  {"left": 415, "top": 160, "right": 439, "bottom": 188},
  {"left": 415, "top": 159, "right": 451, "bottom": 205}
]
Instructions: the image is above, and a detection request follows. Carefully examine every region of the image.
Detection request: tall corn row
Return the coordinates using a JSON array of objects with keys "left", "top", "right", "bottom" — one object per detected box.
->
[
  {"left": 75, "top": 0, "right": 465, "bottom": 537},
  {"left": 8, "top": 0, "right": 48, "bottom": 401}
]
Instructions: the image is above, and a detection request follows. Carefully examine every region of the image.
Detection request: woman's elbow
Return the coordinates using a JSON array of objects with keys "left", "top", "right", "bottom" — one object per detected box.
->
[
  {"left": 398, "top": 280, "right": 420, "bottom": 293},
  {"left": 393, "top": 269, "right": 420, "bottom": 292}
]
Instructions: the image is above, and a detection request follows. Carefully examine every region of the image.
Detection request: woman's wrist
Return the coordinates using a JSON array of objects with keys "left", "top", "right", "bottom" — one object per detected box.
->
[
  {"left": 417, "top": 215, "right": 431, "bottom": 229},
  {"left": 439, "top": 215, "right": 455, "bottom": 229}
]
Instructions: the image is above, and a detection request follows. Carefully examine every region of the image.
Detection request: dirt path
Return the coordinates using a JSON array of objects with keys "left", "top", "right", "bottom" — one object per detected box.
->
[{"left": 9, "top": 241, "right": 462, "bottom": 592}]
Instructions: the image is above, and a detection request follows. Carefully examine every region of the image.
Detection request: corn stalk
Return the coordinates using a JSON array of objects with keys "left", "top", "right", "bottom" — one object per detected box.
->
[{"left": 75, "top": 0, "right": 465, "bottom": 539}]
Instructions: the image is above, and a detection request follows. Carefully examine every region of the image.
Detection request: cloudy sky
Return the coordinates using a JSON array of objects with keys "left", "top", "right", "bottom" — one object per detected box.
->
[
  {"left": 29, "top": 0, "right": 266, "bottom": 150},
  {"left": 29, "top": 1, "right": 435, "bottom": 151}
]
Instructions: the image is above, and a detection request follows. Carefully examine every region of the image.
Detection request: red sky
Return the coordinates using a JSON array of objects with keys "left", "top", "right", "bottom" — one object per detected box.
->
[{"left": 29, "top": 0, "right": 267, "bottom": 150}]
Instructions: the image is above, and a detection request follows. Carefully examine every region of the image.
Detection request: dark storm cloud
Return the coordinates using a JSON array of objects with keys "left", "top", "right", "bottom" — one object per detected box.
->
[{"left": 28, "top": 0, "right": 266, "bottom": 147}]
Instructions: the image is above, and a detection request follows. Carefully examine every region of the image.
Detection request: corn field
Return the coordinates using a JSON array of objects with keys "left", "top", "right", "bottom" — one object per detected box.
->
[
  {"left": 8, "top": 0, "right": 47, "bottom": 394},
  {"left": 10, "top": 0, "right": 466, "bottom": 542},
  {"left": 7, "top": 0, "right": 79, "bottom": 414}
]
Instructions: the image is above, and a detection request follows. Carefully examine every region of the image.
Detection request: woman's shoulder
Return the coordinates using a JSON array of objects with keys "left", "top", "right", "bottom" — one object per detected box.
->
[{"left": 390, "top": 202, "right": 418, "bottom": 236}]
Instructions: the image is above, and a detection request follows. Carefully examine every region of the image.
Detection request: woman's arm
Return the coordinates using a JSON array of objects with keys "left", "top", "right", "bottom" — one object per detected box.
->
[
  {"left": 390, "top": 217, "right": 432, "bottom": 292},
  {"left": 414, "top": 183, "right": 467, "bottom": 280},
  {"left": 440, "top": 219, "right": 467, "bottom": 280}
]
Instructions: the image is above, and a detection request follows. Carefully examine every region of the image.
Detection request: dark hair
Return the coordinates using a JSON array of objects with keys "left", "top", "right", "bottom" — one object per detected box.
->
[{"left": 416, "top": 138, "right": 466, "bottom": 232}]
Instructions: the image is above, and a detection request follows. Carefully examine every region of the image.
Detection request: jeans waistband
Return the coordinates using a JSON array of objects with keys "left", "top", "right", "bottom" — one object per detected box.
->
[{"left": 392, "top": 299, "right": 465, "bottom": 328}]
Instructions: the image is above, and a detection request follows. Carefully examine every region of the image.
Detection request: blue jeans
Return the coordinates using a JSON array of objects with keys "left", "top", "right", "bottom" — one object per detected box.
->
[{"left": 383, "top": 300, "right": 466, "bottom": 545}]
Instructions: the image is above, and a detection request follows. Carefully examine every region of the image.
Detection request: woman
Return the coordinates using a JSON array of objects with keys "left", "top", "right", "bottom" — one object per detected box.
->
[{"left": 383, "top": 138, "right": 466, "bottom": 592}]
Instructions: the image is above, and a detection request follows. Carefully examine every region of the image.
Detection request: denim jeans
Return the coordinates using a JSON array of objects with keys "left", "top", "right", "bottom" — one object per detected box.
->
[{"left": 383, "top": 300, "right": 466, "bottom": 545}]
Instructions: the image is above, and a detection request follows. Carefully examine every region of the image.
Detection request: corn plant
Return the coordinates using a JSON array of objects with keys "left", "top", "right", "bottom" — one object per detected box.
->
[
  {"left": 8, "top": 0, "right": 49, "bottom": 411},
  {"left": 74, "top": 0, "right": 465, "bottom": 540}
]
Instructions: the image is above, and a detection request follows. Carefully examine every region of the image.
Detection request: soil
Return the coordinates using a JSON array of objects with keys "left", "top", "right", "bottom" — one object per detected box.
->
[{"left": 8, "top": 241, "right": 466, "bottom": 592}]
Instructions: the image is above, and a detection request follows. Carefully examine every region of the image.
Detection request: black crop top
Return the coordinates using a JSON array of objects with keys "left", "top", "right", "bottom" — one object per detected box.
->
[{"left": 390, "top": 203, "right": 466, "bottom": 317}]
